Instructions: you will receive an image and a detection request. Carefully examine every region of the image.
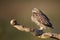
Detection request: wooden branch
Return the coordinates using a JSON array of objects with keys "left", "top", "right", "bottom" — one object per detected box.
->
[{"left": 10, "top": 19, "right": 60, "bottom": 40}]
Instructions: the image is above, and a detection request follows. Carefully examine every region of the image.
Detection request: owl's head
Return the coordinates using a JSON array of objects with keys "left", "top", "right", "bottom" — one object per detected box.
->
[{"left": 32, "top": 8, "right": 40, "bottom": 13}]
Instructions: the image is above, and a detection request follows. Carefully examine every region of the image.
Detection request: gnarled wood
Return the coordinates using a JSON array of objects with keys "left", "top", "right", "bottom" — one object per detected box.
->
[{"left": 10, "top": 19, "right": 60, "bottom": 40}]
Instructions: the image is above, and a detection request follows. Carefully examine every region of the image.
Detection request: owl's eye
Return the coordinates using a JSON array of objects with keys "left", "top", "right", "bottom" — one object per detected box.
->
[{"left": 33, "top": 13, "right": 38, "bottom": 16}]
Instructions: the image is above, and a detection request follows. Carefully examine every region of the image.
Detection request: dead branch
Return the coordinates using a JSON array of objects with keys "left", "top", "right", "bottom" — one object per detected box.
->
[{"left": 10, "top": 19, "right": 60, "bottom": 40}]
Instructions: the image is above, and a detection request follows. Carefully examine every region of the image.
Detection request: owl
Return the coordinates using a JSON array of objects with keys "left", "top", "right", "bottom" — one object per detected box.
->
[{"left": 31, "top": 8, "right": 54, "bottom": 30}]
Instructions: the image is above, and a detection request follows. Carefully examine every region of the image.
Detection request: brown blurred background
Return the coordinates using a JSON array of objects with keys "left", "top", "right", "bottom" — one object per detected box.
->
[{"left": 0, "top": 0, "right": 60, "bottom": 40}]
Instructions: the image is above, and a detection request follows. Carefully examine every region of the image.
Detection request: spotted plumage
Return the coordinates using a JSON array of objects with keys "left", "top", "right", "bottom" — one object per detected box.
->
[{"left": 31, "top": 8, "right": 54, "bottom": 30}]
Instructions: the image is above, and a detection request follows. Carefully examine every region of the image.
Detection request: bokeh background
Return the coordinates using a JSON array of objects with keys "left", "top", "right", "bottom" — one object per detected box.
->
[{"left": 0, "top": 0, "right": 60, "bottom": 40}]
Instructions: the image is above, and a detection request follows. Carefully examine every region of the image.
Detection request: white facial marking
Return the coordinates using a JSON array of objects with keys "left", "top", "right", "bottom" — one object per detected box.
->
[{"left": 32, "top": 8, "right": 39, "bottom": 13}]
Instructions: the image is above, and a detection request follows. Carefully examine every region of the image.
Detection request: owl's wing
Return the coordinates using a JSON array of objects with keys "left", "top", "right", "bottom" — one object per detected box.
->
[{"left": 37, "top": 13, "right": 53, "bottom": 29}]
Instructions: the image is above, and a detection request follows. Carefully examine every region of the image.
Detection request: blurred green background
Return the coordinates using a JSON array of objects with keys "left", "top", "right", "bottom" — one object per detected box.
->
[{"left": 0, "top": 0, "right": 60, "bottom": 40}]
